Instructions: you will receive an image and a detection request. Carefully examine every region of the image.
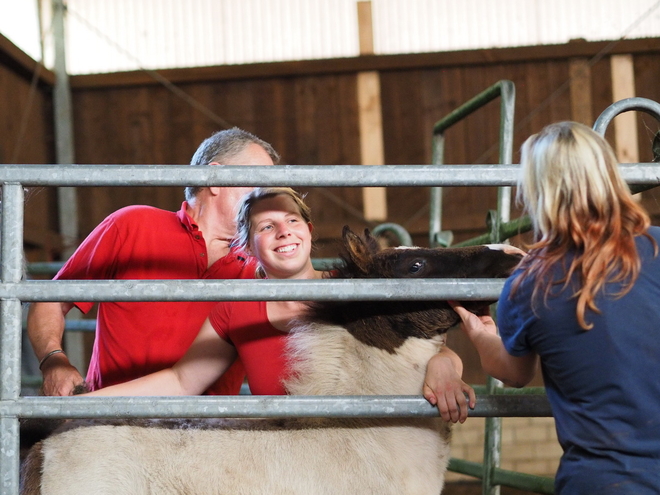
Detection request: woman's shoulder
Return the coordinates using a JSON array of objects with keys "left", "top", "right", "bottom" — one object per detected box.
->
[
  {"left": 501, "top": 269, "right": 530, "bottom": 304},
  {"left": 503, "top": 262, "right": 543, "bottom": 293},
  {"left": 500, "top": 260, "right": 566, "bottom": 314}
]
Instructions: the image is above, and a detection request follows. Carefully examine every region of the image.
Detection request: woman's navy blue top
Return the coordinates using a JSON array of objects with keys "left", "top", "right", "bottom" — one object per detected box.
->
[{"left": 499, "top": 226, "right": 660, "bottom": 494}]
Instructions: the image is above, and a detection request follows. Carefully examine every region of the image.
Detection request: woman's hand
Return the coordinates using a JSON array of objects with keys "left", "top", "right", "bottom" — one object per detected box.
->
[
  {"left": 423, "top": 348, "right": 476, "bottom": 423},
  {"left": 450, "top": 301, "right": 498, "bottom": 341},
  {"left": 449, "top": 301, "right": 538, "bottom": 388}
]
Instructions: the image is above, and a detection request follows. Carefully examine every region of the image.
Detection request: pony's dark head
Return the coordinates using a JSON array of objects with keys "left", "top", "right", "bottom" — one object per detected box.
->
[{"left": 305, "top": 227, "right": 522, "bottom": 352}]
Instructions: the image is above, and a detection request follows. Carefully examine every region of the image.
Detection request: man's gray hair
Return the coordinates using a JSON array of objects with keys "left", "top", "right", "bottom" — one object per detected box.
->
[{"left": 185, "top": 127, "right": 280, "bottom": 202}]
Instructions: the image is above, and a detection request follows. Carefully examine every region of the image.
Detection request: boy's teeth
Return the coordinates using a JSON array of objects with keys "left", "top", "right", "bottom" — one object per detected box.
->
[{"left": 277, "top": 245, "right": 296, "bottom": 253}]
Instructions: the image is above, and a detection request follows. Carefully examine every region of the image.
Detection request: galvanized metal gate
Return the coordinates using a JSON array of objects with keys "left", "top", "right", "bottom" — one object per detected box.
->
[{"left": 1, "top": 92, "right": 660, "bottom": 494}]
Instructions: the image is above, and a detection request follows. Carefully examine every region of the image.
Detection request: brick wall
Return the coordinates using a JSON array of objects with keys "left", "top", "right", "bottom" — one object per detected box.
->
[{"left": 446, "top": 417, "right": 561, "bottom": 483}]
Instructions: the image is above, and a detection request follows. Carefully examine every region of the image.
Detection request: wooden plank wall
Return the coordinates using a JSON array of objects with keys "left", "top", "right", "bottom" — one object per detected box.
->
[
  {"left": 0, "top": 34, "right": 59, "bottom": 262},
  {"left": 62, "top": 37, "right": 660, "bottom": 259}
]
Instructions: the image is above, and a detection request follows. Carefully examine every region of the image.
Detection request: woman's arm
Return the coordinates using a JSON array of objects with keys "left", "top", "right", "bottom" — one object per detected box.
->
[
  {"left": 85, "top": 318, "right": 237, "bottom": 396},
  {"left": 423, "top": 346, "right": 476, "bottom": 424},
  {"left": 450, "top": 302, "right": 538, "bottom": 388}
]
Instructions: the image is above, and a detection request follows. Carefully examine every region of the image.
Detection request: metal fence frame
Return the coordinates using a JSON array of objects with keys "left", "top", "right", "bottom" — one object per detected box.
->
[{"left": 2, "top": 163, "right": 660, "bottom": 493}]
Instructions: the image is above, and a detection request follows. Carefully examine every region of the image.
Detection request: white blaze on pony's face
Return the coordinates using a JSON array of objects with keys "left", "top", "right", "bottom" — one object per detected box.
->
[
  {"left": 485, "top": 244, "right": 527, "bottom": 257},
  {"left": 248, "top": 194, "right": 315, "bottom": 280}
]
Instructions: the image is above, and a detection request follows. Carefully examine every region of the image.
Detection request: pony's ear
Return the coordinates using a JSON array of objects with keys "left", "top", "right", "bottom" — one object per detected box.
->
[
  {"left": 362, "top": 228, "right": 381, "bottom": 254},
  {"left": 342, "top": 226, "right": 376, "bottom": 275}
]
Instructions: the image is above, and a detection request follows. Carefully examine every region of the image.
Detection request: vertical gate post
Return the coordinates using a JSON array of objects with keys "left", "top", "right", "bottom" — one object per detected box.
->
[{"left": 0, "top": 184, "right": 25, "bottom": 495}]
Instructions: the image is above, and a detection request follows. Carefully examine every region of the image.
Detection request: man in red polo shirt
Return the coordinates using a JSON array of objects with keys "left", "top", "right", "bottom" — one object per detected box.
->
[{"left": 27, "top": 127, "right": 278, "bottom": 396}]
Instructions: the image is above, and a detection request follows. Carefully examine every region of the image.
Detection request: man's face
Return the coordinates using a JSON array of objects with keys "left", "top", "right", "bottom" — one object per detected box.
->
[{"left": 217, "top": 143, "right": 275, "bottom": 204}]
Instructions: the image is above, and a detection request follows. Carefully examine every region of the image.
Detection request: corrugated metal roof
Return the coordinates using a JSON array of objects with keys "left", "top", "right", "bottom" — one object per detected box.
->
[{"left": 2, "top": 0, "right": 660, "bottom": 74}]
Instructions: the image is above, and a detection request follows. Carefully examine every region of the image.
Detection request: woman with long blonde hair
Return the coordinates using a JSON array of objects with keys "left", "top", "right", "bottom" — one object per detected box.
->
[{"left": 452, "top": 121, "right": 660, "bottom": 493}]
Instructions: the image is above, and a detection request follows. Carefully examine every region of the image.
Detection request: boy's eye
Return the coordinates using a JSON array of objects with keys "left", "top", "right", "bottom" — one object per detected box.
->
[{"left": 260, "top": 225, "right": 273, "bottom": 231}]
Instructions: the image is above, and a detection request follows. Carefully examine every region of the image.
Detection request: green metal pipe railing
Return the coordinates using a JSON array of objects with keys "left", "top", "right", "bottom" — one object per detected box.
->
[
  {"left": 450, "top": 185, "right": 656, "bottom": 249},
  {"left": 448, "top": 459, "right": 554, "bottom": 495},
  {"left": 371, "top": 222, "right": 414, "bottom": 246},
  {"left": 454, "top": 211, "right": 532, "bottom": 247},
  {"left": 430, "top": 79, "right": 515, "bottom": 249}
]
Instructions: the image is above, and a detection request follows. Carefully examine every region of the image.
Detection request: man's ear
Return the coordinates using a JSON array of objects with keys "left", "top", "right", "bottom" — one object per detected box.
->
[
  {"left": 206, "top": 162, "right": 222, "bottom": 196},
  {"left": 307, "top": 222, "right": 314, "bottom": 234}
]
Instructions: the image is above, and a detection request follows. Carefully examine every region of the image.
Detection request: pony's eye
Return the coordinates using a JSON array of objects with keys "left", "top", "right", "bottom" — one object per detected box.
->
[{"left": 409, "top": 260, "right": 425, "bottom": 274}]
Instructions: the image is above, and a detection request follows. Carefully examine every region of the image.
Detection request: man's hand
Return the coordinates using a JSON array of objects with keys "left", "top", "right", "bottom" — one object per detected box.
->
[{"left": 40, "top": 353, "right": 85, "bottom": 396}]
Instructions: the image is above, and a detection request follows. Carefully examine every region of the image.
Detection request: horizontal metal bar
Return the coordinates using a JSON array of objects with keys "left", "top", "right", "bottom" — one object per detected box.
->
[
  {"left": 1, "top": 278, "right": 507, "bottom": 301},
  {"left": 1, "top": 164, "right": 660, "bottom": 187},
  {"left": 6, "top": 395, "right": 552, "bottom": 419},
  {"left": 0, "top": 164, "right": 516, "bottom": 186}
]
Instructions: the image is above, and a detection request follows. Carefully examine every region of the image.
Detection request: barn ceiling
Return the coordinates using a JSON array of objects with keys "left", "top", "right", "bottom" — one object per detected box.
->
[{"left": 1, "top": 0, "right": 660, "bottom": 75}]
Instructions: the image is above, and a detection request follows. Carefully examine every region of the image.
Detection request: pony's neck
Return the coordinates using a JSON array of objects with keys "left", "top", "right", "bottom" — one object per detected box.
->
[{"left": 284, "top": 322, "right": 444, "bottom": 396}]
